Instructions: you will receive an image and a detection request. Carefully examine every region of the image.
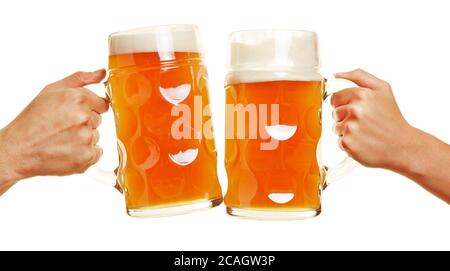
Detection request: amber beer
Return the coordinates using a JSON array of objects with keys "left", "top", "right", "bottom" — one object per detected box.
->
[
  {"left": 225, "top": 80, "right": 323, "bottom": 211},
  {"left": 108, "top": 25, "right": 222, "bottom": 217},
  {"left": 224, "top": 30, "right": 353, "bottom": 219}
]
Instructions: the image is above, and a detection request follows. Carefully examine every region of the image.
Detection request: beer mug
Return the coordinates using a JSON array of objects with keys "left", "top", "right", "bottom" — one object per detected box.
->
[
  {"left": 90, "top": 25, "right": 223, "bottom": 217},
  {"left": 224, "top": 30, "right": 356, "bottom": 219}
]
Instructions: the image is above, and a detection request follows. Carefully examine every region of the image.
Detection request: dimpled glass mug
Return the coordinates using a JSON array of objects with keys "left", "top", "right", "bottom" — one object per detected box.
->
[
  {"left": 224, "top": 30, "right": 356, "bottom": 219},
  {"left": 90, "top": 25, "right": 223, "bottom": 217}
]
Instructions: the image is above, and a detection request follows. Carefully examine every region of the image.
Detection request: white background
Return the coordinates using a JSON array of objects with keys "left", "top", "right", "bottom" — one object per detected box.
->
[{"left": 0, "top": 0, "right": 449, "bottom": 251}]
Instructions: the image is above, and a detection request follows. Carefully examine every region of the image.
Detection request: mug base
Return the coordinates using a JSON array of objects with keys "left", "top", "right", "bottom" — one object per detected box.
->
[
  {"left": 226, "top": 207, "right": 320, "bottom": 220},
  {"left": 127, "top": 197, "right": 223, "bottom": 218}
]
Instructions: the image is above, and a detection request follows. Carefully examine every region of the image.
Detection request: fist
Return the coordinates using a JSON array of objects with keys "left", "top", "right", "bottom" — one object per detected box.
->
[
  {"left": 0, "top": 70, "right": 109, "bottom": 179},
  {"left": 330, "top": 69, "right": 414, "bottom": 169}
]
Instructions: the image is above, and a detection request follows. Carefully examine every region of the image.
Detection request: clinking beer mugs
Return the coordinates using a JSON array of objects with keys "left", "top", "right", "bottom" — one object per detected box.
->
[{"left": 90, "top": 25, "right": 354, "bottom": 219}]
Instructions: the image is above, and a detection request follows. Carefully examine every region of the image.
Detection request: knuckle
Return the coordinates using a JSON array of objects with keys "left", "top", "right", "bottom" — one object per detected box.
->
[
  {"left": 354, "top": 89, "right": 367, "bottom": 100},
  {"left": 340, "top": 136, "right": 349, "bottom": 149},
  {"left": 78, "top": 128, "right": 93, "bottom": 144},
  {"left": 73, "top": 71, "right": 85, "bottom": 82},
  {"left": 332, "top": 122, "right": 338, "bottom": 134},
  {"left": 76, "top": 146, "right": 95, "bottom": 165},
  {"left": 96, "top": 115, "right": 102, "bottom": 126},
  {"left": 348, "top": 105, "right": 362, "bottom": 119},
  {"left": 43, "top": 84, "right": 54, "bottom": 92},
  {"left": 75, "top": 110, "right": 91, "bottom": 125},
  {"left": 345, "top": 121, "right": 358, "bottom": 134},
  {"left": 365, "top": 89, "right": 375, "bottom": 99},
  {"left": 339, "top": 136, "right": 349, "bottom": 152},
  {"left": 382, "top": 80, "right": 392, "bottom": 90},
  {"left": 61, "top": 89, "right": 74, "bottom": 100},
  {"left": 91, "top": 131, "right": 100, "bottom": 144},
  {"left": 353, "top": 68, "right": 364, "bottom": 75},
  {"left": 72, "top": 91, "right": 87, "bottom": 104},
  {"left": 92, "top": 114, "right": 101, "bottom": 126},
  {"left": 337, "top": 108, "right": 346, "bottom": 121},
  {"left": 340, "top": 136, "right": 354, "bottom": 153}
]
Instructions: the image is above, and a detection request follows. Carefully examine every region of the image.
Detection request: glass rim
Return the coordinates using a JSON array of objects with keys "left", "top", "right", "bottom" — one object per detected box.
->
[
  {"left": 228, "top": 29, "right": 317, "bottom": 37},
  {"left": 109, "top": 24, "right": 199, "bottom": 38}
]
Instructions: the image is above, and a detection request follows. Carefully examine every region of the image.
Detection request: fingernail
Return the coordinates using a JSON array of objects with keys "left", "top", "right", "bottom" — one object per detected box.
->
[
  {"left": 332, "top": 123, "right": 337, "bottom": 134},
  {"left": 332, "top": 109, "right": 337, "bottom": 121}
]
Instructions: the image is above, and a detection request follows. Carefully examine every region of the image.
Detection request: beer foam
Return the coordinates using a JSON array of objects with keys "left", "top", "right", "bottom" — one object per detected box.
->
[
  {"left": 226, "top": 30, "right": 323, "bottom": 84},
  {"left": 226, "top": 71, "right": 323, "bottom": 85},
  {"left": 109, "top": 25, "right": 201, "bottom": 55}
]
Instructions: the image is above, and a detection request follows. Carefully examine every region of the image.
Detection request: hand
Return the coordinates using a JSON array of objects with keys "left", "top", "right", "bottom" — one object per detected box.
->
[
  {"left": 0, "top": 70, "right": 109, "bottom": 189},
  {"left": 331, "top": 69, "right": 450, "bottom": 203},
  {"left": 330, "top": 69, "right": 416, "bottom": 170}
]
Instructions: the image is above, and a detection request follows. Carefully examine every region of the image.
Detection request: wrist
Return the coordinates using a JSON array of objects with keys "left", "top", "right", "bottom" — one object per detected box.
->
[
  {"left": 388, "top": 125, "right": 431, "bottom": 180},
  {"left": 0, "top": 128, "right": 24, "bottom": 186}
]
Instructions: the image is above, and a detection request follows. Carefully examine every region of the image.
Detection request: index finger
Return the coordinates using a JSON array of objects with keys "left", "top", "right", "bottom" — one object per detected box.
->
[
  {"left": 335, "top": 69, "right": 386, "bottom": 90},
  {"left": 331, "top": 87, "right": 362, "bottom": 107},
  {"left": 46, "top": 69, "right": 106, "bottom": 91},
  {"left": 78, "top": 88, "right": 109, "bottom": 113}
]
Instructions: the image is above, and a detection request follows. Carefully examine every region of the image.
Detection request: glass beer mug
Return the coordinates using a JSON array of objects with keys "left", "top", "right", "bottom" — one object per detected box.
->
[
  {"left": 90, "top": 25, "right": 223, "bottom": 217},
  {"left": 224, "top": 30, "right": 356, "bottom": 219}
]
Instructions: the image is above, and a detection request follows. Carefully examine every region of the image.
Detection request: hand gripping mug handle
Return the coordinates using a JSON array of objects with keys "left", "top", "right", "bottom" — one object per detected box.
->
[
  {"left": 85, "top": 80, "right": 121, "bottom": 191},
  {"left": 321, "top": 77, "right": 358, "bottom": 189}
]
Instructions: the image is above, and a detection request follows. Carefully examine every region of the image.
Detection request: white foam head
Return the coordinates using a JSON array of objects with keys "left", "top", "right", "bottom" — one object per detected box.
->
[
  {"left": 109, "top": 24, "right": 202, "bottom": 56},
  {"left": 226, "top": 30, "right": 323, "bottom": 84}
]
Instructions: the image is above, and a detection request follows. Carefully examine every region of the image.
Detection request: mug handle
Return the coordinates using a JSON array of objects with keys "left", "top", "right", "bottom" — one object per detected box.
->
[
  {"left": 321, "top": 77, "right": 358, "bottom": 189},
  {"left": 85, "top": 81, "right": 121, "bottom": 191}
]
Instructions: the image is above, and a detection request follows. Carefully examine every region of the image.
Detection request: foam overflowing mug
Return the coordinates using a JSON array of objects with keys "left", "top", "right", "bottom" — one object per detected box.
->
[
  {"left": 224, "top": 30, "right": 356, "bottom": 219},
  {"left": 90, "top": 25, "right": 223, "bottom": 217}
]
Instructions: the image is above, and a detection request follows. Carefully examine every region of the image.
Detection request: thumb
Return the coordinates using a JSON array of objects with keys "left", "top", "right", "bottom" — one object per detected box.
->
[
  {"left": 335, "top": 68, "right": 386, "bottom": 90},
  {"left": 46, "top": 69, "right": 106, "bottom": 90}
]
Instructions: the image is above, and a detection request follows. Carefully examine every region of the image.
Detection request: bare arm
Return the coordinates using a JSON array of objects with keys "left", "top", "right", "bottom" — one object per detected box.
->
[
  {"left": 392, "top": 127, "right": 450, "bottom": 203},
  {"left": 0, "top": 70, "right": 109, "bottom": 196},
  {"left": 331, "top": 69, "right": 450, "bottom": 204}
]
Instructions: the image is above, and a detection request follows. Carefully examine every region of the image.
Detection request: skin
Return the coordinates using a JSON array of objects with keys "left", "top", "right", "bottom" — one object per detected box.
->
[
  {"left": 0, "top": 68, "right": 448, "bottom": 205},
  {"left": 0, "top": 70, "right": 109, "bottom": 196},
  {"left": 331, "top": 69, "right": 450, "bottom": 204}
]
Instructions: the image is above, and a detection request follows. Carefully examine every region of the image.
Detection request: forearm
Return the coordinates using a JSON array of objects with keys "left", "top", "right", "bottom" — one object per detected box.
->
[
  {"left": 0, "top": 128, "right": 23, "bottom": 195},
  {"left": 390, "top": 127, "right": 450, "bottom": 204}
]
